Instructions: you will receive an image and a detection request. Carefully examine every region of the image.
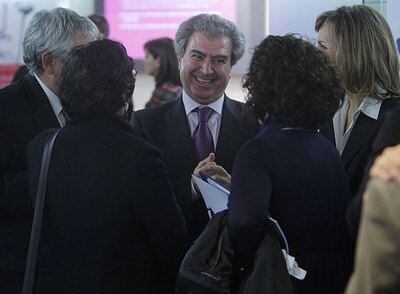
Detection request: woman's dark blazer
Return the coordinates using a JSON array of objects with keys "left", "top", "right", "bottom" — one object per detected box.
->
[
  {"left": 27, "top": 116, "right": 187, "bottom": 294},
  {"left": 320, "top": 97, "right": 400, "bottom": 197},
  {"left": 346, "top": 105, "right": 400, "bottom": 237}
]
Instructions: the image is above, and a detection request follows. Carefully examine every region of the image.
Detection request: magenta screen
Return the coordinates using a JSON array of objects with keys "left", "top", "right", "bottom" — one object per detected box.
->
[{"left": 104, "top": 0, "right": 236, "bottom": 59}]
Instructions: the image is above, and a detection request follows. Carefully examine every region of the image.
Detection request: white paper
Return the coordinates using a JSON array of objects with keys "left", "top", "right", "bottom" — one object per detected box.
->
[
  {"left": 193, "top": 174, "right": 306, "bottom": 279},
  {"left": 192, "top": 175, "right": 229, "bottom": 218},
  {"left": 282, "top": 249, "right": 307, "bottom": 280}
]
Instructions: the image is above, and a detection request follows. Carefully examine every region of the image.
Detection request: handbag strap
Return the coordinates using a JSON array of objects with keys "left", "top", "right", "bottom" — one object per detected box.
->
[
  {"left": 22, "top": 129, "right": 61, "bottom": 294},
  {"left": 268, "top": 216, "right": 289, "bottom": 253}
]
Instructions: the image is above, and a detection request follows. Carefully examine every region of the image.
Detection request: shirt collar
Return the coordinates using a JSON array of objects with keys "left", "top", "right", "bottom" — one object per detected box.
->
[
  {"left": 34, "top": 74, "right": 63, "bottom": 115},
  {"left": 355, "top": 96, "right": 382, "bottom": 120},
  {"left": 182, "top": 89, "right": 224, "bottom": 116}
]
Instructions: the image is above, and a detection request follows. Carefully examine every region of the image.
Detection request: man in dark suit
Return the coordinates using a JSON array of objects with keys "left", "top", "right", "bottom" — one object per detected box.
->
[
  {"left": 0, "top": 8, "right": 99, "bottom": 293},
  {"left": 132, "top": 14, "right": 259, "bottom": 242}
]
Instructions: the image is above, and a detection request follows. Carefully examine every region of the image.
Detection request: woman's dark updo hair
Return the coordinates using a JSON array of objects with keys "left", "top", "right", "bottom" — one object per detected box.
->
[
  {"left": 244, "top": 34, "right": 344, "bottom": 130},
  {"left": 60, "top": 39, "right": 136, "bottom": 121}
]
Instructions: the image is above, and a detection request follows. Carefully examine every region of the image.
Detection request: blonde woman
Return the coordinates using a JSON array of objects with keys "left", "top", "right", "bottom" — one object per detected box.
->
[{"left": 316, "top": 5, "right": 400, "bottom": 201}]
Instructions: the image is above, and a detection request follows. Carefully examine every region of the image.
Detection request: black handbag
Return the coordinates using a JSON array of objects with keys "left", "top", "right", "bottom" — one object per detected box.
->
[
  {"left": 22, "top": 129, "right": 60, "bottom": 294},
  {"left": 176, "top": 210, "right": 294, "bottom": 294}
]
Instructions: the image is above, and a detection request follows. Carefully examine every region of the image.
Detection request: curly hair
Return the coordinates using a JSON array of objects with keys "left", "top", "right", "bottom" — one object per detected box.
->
[
  {"left": 60, "top": 39, "right": 136, "bottom": 121},
  {"left": 244, "top": 34, "right": 344, "bottom": 130}
]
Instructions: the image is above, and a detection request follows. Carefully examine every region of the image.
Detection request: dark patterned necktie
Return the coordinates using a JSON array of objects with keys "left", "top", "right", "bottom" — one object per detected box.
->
[{"left": 193, "top": 106, "right": 214, "bottom": 161}]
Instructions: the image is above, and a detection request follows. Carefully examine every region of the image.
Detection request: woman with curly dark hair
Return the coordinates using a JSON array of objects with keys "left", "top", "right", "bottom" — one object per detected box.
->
[
  {"left": 26, "top": 39, "right": 187, "bottom": 293},
  {"left": 143, "top": 37, "right": 182, "bottom": 108},
  {"left": 227, "top": 35, "right": 353, "bottom": 294}
]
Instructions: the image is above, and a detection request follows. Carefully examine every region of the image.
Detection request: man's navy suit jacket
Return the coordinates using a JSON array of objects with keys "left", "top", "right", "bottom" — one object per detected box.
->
[{"left": 131, "top": 96, "right": 259, "bottom": 241}]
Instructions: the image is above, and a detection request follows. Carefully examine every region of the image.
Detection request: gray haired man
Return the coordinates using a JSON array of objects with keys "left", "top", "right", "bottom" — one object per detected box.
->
[
  {"left": 132, "top": 14, "right": 259, "bottom": 243},
  {"left": 0, "top": 8, "right": 98, "bottom": 293}
]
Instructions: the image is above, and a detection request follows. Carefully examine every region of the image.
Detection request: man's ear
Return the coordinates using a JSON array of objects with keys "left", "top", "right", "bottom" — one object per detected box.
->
[
  {"left": 41, "top": 52, "right": 56, "bottom": 75},
  {"left": 177, "top": 54, "right": 183, "bottom": 69}
]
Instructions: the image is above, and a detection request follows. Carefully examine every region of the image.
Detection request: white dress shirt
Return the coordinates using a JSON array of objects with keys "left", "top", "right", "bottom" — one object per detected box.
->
[
  {"left": 182, "top": 90, "right": 224, "bottom": 149},
  {"left": 183, "top": 91, "right": 225, "bottom": 200},
  {"left": 34, "top": 74, "right": 66, "bottom": 127},
  {"left": 333, "top": 95, "right": 382, "bottom": 155}
]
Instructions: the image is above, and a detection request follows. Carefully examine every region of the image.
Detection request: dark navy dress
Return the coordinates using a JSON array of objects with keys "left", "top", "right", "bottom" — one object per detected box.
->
[{"left": 227, "top": 122, "right": 353, "bottom": 294}]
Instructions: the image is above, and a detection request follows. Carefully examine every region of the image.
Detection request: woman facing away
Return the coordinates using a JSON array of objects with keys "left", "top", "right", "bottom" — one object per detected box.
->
[
  {"left": 227, "top": 35, "right": 353, "bottom": 294},
  {"left": 315, "top": 5, "right": 400, "bottom": 199},
  {"left": 26, "top": 39, "right": 187, "bottom": 293},
  {"left": 143, "top": 37, "right": 182, "bottom": 108}
]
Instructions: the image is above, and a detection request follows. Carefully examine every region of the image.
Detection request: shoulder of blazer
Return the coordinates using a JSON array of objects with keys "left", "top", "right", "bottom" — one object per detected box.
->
[
  {"left": 134, "top": 98, "right": 182, "bottom": 124},
  {"left": 223, "top": 96, "right": 243, "bottom": 115},
  {"left": 379, "top": 96, "right": 400, "bottom": 119},
  {"left": 131, "top": 98, "right": 184, "bottom": 139},
  {"left": 371, "top": 102, "right": 400, "bottom": 154},
  {"left": 342, "top": 97, "right": 400, "bottom": 166},
  {"left": 0, "top": 75, "right": 48, "bottom": 112},
  {"left": 223, "top": 96, "right": 260, "bottom": 131},
  {"left": 22, "top": 74, "right": 49, "bottom": 106},
  {"left": 0, "top": 76, "right": 27, "bottom": 107}
]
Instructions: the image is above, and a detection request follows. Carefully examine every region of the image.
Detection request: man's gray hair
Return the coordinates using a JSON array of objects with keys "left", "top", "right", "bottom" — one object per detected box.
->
[
  {"left": 23, "top": 7, "right": 99, "bottom": 74},
  {"left": 175, "top": 14, "right": 245, "bottom": 66}
]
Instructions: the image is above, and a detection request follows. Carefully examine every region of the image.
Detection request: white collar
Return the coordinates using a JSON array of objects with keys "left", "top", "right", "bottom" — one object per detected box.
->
[
  {"left": 34, "top": 74, "right": 63, "bottom": 116},
  {"left": 182, "top": 89, "right": 224, "bottom": 116},
  {"left": 349, "top": 95, "right": 382, "bottom": 120}
]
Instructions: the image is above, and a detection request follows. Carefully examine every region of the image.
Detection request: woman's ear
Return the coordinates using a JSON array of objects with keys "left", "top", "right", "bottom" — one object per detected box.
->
[{"left": 154, "top": 56, "right": 161, "bottom": 68}]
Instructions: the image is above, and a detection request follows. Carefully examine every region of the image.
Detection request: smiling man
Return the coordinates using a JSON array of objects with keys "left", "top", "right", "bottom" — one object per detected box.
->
[
  {"left": 132, "top": 14, "right": 259, "bottom": 243},
  {"left": 178, "top": 31, "right": 232, "bottom": 105}
]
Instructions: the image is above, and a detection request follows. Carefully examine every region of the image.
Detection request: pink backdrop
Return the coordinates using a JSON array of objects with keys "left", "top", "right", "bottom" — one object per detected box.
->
[
  {"left": 104, "top": 0, "right": 236, "bottom": 59},
  {"left": 0, "top": 64, "right": 19, "bottom": 88}
]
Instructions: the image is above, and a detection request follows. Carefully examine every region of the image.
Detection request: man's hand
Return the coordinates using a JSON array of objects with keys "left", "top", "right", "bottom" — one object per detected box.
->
[
  {"left": 193, "top": 153, "right": 231, "bottom": 189},
  {"left": 370, "top": 145, "right": 400, "bottom": 187}
]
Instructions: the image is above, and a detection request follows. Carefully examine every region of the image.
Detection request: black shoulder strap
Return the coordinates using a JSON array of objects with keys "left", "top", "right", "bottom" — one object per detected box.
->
[{"left": 22, "top": 129, "right": 61, "bottom": 294}]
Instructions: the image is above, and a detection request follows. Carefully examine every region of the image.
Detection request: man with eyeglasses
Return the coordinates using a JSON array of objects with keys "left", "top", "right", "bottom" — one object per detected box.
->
[{"left": 0, "top": 8, "right": 99, "bottom": 293}]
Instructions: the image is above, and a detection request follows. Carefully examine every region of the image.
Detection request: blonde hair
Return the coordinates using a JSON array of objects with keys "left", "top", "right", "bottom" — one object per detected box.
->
[{"left": 315, "top": 5, "right": 400, "bottom": 99}]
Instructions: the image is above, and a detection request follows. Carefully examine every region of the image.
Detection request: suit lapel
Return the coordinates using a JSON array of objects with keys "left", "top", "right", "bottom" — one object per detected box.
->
[
  {"left": 162, "top": 98, "right": 197, "bottom": 170},
  {"left": 24, "top": 75, "right": 59, "bottom": 129},
  {"left": 215, "top": 97, "right": 243, "bottom": 172},
  {"left": 161, "top": 96, "right": 252, "bottom": 173},
  {"left": 341, "top": 113, "right": 375, "bottom": 168}
]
